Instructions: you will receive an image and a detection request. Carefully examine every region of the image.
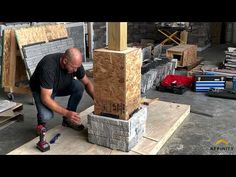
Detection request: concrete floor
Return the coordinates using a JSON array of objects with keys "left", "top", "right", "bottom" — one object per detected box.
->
[{"left": 1, "top": 44, "right": 236, "bottom": 155}]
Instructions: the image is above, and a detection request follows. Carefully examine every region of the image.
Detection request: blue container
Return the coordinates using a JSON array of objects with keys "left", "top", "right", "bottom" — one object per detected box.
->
[{"left": 233, "top": 77, "right": 236, "bottom": 91}]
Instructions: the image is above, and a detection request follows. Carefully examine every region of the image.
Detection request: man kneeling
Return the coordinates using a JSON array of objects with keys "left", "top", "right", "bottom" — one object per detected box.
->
[{"left": 30, "top": 48, "right": 94, "bottom": 133}]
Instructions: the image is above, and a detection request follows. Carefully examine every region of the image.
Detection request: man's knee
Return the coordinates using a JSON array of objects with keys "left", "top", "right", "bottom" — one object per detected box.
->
[
  {"left": 72, "top": 80, "right": 85, "bottom": 94},
  {"left": 38, "top": 110, "right": 54, "bottom": 122}
]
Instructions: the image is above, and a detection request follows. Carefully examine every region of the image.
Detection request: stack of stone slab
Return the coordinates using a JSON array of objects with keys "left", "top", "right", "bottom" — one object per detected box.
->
[
  {"left": 22, "top": 38, "right": 74, "bottom": 76},
  {"left": 224, "top": 47, "right": 236, "bottom": 70},
  {"left": 87, "top": 106, "right": 147, "bottom": 152},
  {"left": 141, "top": 58, "right": 177, "bottom": 94}
]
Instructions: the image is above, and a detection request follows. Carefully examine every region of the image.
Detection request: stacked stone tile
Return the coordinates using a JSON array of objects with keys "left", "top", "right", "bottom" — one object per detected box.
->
[
  {"left": 87, "top": 106, "right": 147, "bottom": 152},
  {"left": 22, "top": 38, "right": 74, "bottom": 76},
  {"left": 141, "top": 58, "right": 176, "bottom": 94},
  {"left": 224, "top": 47, "right": 236, "bottom": 70}
]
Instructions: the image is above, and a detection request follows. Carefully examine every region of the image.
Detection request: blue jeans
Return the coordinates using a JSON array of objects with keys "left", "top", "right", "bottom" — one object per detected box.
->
[{"left": 33, "top": 79, "right": 85, "bottom": 125}]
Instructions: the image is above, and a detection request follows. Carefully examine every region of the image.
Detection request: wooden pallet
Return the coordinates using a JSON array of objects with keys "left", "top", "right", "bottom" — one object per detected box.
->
[
  {"left": 8, "top": 100, "right": 190, "bottom": 155},
  {"left": 0, "top": 103, "right": 24, "bottom": 126}
]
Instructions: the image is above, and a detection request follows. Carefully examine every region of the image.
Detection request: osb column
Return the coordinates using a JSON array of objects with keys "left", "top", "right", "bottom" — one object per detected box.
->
[
  {"left": 93, "top": 22, "right": 142, "bottom": 120},
  {"left": 93, "top": 48, "right": 141, "bottom": 120}
]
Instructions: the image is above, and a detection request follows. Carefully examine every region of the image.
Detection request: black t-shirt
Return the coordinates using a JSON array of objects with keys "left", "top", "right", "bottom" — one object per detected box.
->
[{"left": 30, "top": 53, "right": 85, "bottom": 93}]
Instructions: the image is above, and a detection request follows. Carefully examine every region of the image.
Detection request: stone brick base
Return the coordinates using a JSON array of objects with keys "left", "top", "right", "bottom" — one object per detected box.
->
[{"left": 87, "top": 106, "right": 147, "bottom": 152}]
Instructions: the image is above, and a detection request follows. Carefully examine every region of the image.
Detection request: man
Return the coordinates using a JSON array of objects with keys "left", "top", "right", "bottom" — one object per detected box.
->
[{"left": 30, "top": 48, "right": 94, "bottom": 133}]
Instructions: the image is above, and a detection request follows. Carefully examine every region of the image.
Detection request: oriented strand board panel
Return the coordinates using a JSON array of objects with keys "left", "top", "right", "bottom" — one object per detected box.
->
[
  {"left": 2, "top": 29, "right": 12, "bottom": 87},
  {"left": 15, "top": 55, "right": 28, "bottom": 86},
  {"left": 44, "top": 24, "right": 68, "bottom": 41},
  {"left": 1, "top": 29, "right": 29, "bottom": 89},
  {"left": 93, "top": 47, "right": 142, "bottom": 120},
  {"left": 166, "top": 44, "right": 197, "bottom": 67},
  {"left": 108, "top": 22, "right": 127, "bottom": 51},
  {"left": 8, "top": 100, "right": 190, "bottom": 155},
  {"left": 14, "top": 24, "right": 68, "bottom": 49}
]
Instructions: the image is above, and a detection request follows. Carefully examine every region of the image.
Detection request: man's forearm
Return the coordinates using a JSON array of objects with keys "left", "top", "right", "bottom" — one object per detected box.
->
[
  {"left": 85, "top": 81, "right": 94, "bottom": 100},
  {"left": 41, "top": 96, "right": 68, "bottom": 116}
]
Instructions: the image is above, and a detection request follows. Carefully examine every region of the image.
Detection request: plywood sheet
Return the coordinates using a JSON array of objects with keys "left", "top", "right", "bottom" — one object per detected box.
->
[
  {"left": 15, "top": 24, "right": 68, "bottom": 49},
  {"left": 8, "top": 101, "right": 190, "bottom": 155}
]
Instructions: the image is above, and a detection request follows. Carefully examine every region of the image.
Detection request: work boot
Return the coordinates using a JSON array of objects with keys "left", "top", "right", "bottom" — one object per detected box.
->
[
  {"left": 35, "top": 124, "right": 46, "bottom": 136},
  {"left": 62, "top": 117, "right": 85, "bottom": 131}
]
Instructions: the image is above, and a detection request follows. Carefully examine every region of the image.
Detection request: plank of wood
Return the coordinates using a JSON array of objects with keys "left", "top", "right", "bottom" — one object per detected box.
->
[
  {"left": 2, "top": 29, "right": 12, "bottom": 87},
  {"left": 131, "top": 137, "right": 158, "bottom": 155},
  {"left": 8, "top": 101, "right": 190, "bottom": 155},
  {"left": 9, "top": 30, "right": 16, "bottom": 90},
  {"left": 2, "top": 28, "right": 32, "bottom": 94},
  {"left": 130, "top": 101, "right": 190, "bottom": 155},
  {"left": 180, "top": 30, "right": 188, "bottom": 44},
  {"left": 108, "top": 22, "right": 127, "bottom": 51},
  {"left": 145, "top": 101, "right": 190, "bottom": 141}
]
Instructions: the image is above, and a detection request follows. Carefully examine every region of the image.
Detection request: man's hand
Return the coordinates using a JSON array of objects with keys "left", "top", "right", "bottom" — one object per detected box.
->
[
  {"left": 65, "top": 111, "right": 81, "bottom": 125},
  {"left": 40, "top": 87, "right": 81, "bottom": 124}
]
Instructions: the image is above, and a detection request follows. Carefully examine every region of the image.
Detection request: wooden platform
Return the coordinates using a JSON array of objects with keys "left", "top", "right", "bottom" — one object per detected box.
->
[
  {"left": 0, "top": 103, "right": 24, "bottom": 126},
  {"left": 8, "top": 100, "right": 190, "bottom": 155}
]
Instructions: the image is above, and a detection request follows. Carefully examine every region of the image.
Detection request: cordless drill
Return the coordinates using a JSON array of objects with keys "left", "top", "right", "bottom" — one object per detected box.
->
[{"left": 36, "top": 125, "right": 50, "bottom": 152}]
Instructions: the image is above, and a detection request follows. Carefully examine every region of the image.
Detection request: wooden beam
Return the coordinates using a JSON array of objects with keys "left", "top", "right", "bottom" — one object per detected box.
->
[
  {"left": 9, "top": 30, "right": 17, "bottom": 91},
  {"left": 87, "top": 22, "right": 94, "bottom": 59},
  {"left": 180, "top": 30, "right": 188, "bottom": 44},
  {"left": 108, "top": 22, "right": 127, "bottom": 51}
]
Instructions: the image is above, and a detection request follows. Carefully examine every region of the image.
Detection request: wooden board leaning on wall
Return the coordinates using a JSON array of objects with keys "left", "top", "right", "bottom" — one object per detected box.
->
[
  {"left": 1, "top": 28, "right": 29, "bottom": 91},
  {"left": 14, "top": 24, "right": 68, "bottom": 49}
]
